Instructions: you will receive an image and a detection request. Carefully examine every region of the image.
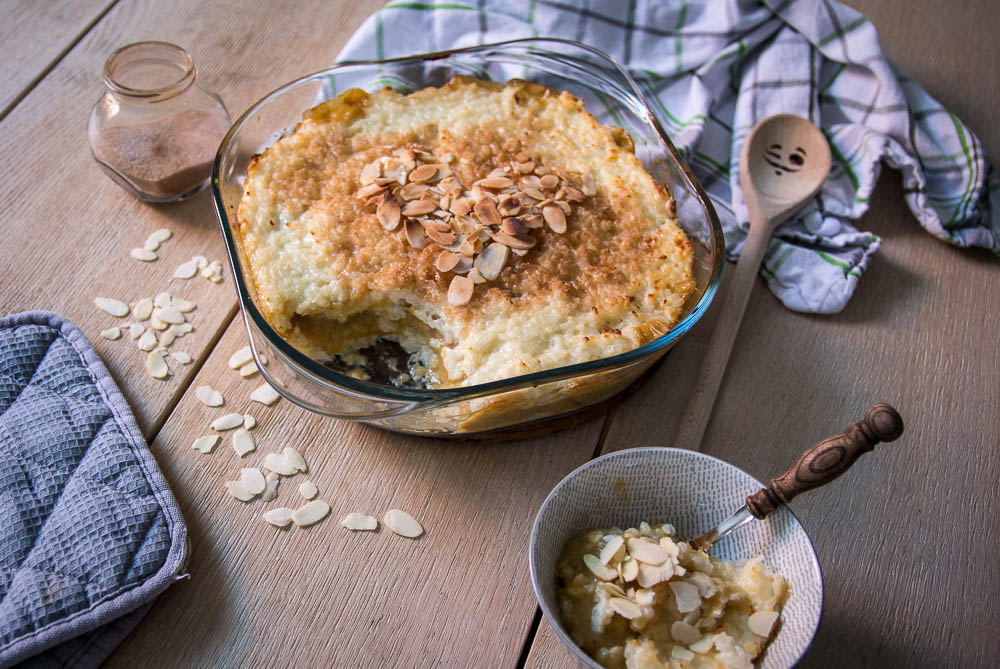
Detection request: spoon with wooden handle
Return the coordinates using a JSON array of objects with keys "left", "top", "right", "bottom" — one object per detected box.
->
[
  {"left": 687, "top": 403, "right": 903, "bottom": 551},
  {"left": 675, "top": 114, "right": 832, "bottom": 452}
]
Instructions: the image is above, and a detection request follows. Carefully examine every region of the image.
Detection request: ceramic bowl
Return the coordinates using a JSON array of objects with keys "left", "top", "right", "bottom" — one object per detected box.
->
[{"left": 529, "top": 447, "right": 822, "bottom": 668}]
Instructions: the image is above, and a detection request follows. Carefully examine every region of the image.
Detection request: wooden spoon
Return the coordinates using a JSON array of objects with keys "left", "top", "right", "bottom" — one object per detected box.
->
[
  {"left": 687, "top": 402, "right": 903, "bottom": 551},
  {"left": 675, "top": 114, "right": 832, "bottom": 452}
]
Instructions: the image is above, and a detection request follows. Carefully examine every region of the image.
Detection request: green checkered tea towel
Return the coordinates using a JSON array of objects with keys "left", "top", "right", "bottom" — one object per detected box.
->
[{"left": 334, "top": 0, "right": 999, "bottom": 313}]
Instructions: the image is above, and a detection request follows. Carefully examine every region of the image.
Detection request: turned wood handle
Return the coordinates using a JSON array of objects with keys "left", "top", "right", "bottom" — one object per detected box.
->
[{"left": 745, "top": 403, "right": 904, "bottom": 518}]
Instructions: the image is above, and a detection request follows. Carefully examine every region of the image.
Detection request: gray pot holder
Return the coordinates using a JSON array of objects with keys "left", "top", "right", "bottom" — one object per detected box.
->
[{"left": 0, "top": 312, "right": 187, "bottom": 669}]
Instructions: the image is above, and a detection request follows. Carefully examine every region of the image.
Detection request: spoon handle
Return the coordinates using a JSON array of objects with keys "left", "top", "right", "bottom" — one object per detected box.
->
[
  {"left": 745, "top": 403, "right": 904, "bottom": 518},
  {"left": 673, "top": 214, "right": 776, "bottom": 452}
]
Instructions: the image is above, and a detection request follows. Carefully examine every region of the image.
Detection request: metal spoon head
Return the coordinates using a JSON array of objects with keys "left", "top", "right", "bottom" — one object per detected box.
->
[{"left": 739, "top": 114, "right": 832, "bottom": 224}]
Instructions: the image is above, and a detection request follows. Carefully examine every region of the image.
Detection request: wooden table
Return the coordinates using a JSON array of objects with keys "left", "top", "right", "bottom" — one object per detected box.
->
[{"left": 2, "top": 1, "right": 997, "bottom": 667}]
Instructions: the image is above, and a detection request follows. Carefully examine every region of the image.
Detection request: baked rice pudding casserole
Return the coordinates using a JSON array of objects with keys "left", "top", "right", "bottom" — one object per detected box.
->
[
  {"left": 237, "top": 76, "right": 695, "bottom": 388},
  {"left": 557, "top": 522, "right": 787, "bottom": 669}
]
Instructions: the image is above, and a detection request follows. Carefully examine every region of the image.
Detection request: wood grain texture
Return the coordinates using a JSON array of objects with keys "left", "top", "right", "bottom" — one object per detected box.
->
[
  {"left": 0, "top": 0, "right": 115, "bottom": 118},
  {"left": 526, "top": 1, "right": 1000, "bottom": 667},
  {"left": 104, "top": 319, "right": 605, "bottom": 667},
  {"left": 0, "top": 0, "right": 384, "bottom": 436}
]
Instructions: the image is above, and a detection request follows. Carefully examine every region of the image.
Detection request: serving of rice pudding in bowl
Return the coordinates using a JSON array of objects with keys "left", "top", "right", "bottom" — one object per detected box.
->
[{"left": 237, "top": 76, "right": 695, "bottom": 390}]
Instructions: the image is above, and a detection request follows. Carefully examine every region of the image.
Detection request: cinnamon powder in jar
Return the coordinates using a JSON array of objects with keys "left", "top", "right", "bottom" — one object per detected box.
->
[{"left": 92, "top": 109, "right": 229, "bottom": 199}]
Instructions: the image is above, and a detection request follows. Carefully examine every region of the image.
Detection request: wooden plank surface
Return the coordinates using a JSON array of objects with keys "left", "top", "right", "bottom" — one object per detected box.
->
[
  {"left": 0, "top": 0, "right": 115, "bottom": 118},
  {"left": 105, "top": 319, "right": 606, "bottom": 667},
  {"left": 526, "top": 1, "right": 1000, "bottom": 667},
  {"left": 0, "top": 0, "right": 384, "bottom": 436}
]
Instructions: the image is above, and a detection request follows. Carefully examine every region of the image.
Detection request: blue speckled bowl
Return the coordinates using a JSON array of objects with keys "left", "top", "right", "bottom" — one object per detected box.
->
[{"left": 530, "top": 447, "right": 822, "bottom": 668}]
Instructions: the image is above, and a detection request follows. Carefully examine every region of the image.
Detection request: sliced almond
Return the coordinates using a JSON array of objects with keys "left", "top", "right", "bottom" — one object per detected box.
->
[
  {"left": 341, "top": 513, "right": 378, "bottom": 531},
  {"left": 243, "top": 414, "right": 256, "bottom": 430},
  {"left": 477, "top": 176, "right": 513, "bottom": 189},
  {"left": 190, "top": 435, "right": 219, "bottom": 454},
  {"left": 621, "top": 558, "right": 639, "bottom": 582},
  {"left": 473, "top": 197, "right": 501, "bottom": 227},
  {"left": 521, "top": 186, "right": 546, "bottom": 201},
  {"left": 399, "top": 183, "right": 427, "bottom": 200},
  {"left": 154, "top": 306, "right": 185, "bottom": 325},
  {"left": 515, "top": 161, "right": 535, "bottom": 174},
  {"left": 376, "top": 198, "right": 402, "bottom": 231},
  {"left": 671, "top": 620, "right": 702, "bottom": 645},
  {"left": 148, "top": 315, "right": 167, "bottom": 331},
  {"left": 239, "top": 361, "right": 259, "bottom": 378},
  {"left": 424, "top": 225, "right": 456, "bottom": 246},
  {"left": 356, "top": 182, "right": 386, "bottom": 199},
  {"left": 159, "top": 331, "right": 177, "bottom": 348},
  {"left": 261, "top": 472, "right": 280, "bottom": 501},
  {"left": 131, "top": 298, "right": 152, "bottom": 321},
  {"left": 148, "top": 228, "right": 172, "bottom": 244},
  {"left": 250, "top": 383, "right": 280, "bottom": 405},
  {"left": 170, "top": 351, "right": 192, "bottom": 364},
  {"left": 497, "top": 196, "right": 521, "bottom": 215},
  {"left": 263, "top": 453, "right": 298, "bottom": 476},
  {"left": 137, "top": 330, "right": 158, "bottom": 352},
  {"left": 748, "top": 610, "right": 779, "bottom": 637},
  {"left": 689, "top": 637, "right": 714, "bottom": 654},
  {"left": 599, "top": 535, "right": 626, "bottom": 565},
  {"left": 473, "top": 243, "right": 509, "bottom": 281},
  {"left": 447, "top": 275, "right": 474, "bottom": 306},
  {"left": 262, "top": 507, "right": 295, "bottom": 527},
  {"left": 383, "top": 509, "right": 423, "bottom": 538},
  {"left": 499, "top": 217, "right": 524, "bottom": 236},
  {"left": 408, "top": 164, "right": 438, "bottom": 183},
  {"left": 467, "top": 268, "right": 486, "bottom": 284},
  {"left": 95, "top": 297, "right": 129, "bottom": 318},
  {"left": 130, "top": 248, "right": 158, "bottom": 262},
  {"left": 583, "top": 553, "right": 618, "bottom": 581},
  {"left": 582, "top": 174, "right": 597, "bottom": 196},
  {"left": 298, "top": 480, "right": 318, "bottom": 500},
  {"left": 360, "top": 161, "right": 381, "bottom": 185},
  {"left": 669, "top": 581, "right": 701, "bottom": 613},
  {"left": 240, "top": 467, "right": 266, "bottom": 495},
  {"left": 211, "top": 413, "right": 244, "bottom": 431},
  {"left": 292, "top": 500, "right": 331, "bottom": 527},
  {"left": 542, "top": 204, "right": 567, "bottom": 233},
  {"left": 282, "top": 447, "right": 308, "bottom": 473},
  {"left": 128, "top": 323, "right": 145, "bottom": 340},
  {"left": 627, "top": 537, "right": 669, "bottom": 565},
  {"left": 173, "top": 259, "right": 199, "bottom": 280},
  {"left": 232, "top": 428, "right": 256, "bottom": 457},
  {"left": 404, "top": 219, "right": 428, "bottom": 249},
  {"left": 224, "top": 480, "right": 255, "bottom": 502},
  {"left": 539, "top": 174, "right": 560, "bottom": 190},
  {"left": 637, "top": 562, "right": 672, "bottom": 588},
  {"left": 671, "top": 647, "right": 696, "bottom": 662},
  {"left": 608, "top": 597, "right": 642, "bottom": 620},
  {"left": 435, "top": 250, "right": 461, "bottom": 272},
  {"left": 402, "top": 200, "right": 436, "bottom": 217},
  {"left": 563, "top": 185, "right": 584, "bottom": 202},
  {"left": 196, "top": 385, "right": 223, "bottom": 407},
  {"left": 101, "top": 327, "right": 122, "bottom": 340},
  {"left": 491, "top": 230, "right": 536, "bottom": 250},
  {"left": 450, "top": 198, "right": 472, "bottom": 216},
  {"left": 228, "top": 346, "right": 253, "bottom": 369}
]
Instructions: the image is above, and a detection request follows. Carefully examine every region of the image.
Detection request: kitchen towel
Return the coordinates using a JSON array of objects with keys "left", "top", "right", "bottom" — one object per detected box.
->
[
  {"left": 331, "top": 0, "right": 999, "bottom": 313},
  {"left": 0, "top": 311, "right": 187, "bottom": 669}
]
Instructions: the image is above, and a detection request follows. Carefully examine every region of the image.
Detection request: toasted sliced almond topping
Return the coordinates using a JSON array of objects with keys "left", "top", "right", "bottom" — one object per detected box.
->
[
  {"left": 542, "top": 204, "right": 567, "bottom": 233},
  {"left": 251, "top": 383, "right": 280, "bottom": 405},
  {"left": 263, "top": 452, "right": 298, "bottom": 476},
  {"left": 491, "top": 230, "right": 535, "bottom": 250},
  {"left": 377, "top": 198, "right": 402, "bottom": 230},
  {"left": 473, "top": 197, "right": 501, "bottom": 227},
  {"left": 191, "top": 435, "right": 219, "bottom": 453},
  {"left": 515, "top": 161, "right": 536, "bottom": 174},
  {"left": 425, "top": 225, "right": 456, "bottom": 246},
  {"left": 383, "top": 509, "right": 423, "bottom": 538},
  {"left": 360, "top": 161, "right": 381, "bottom": 185},
  {"left": 239, "top": 361, "right": 259, "bottom": 378},
  {"left": 228, "top": 346, "right": 253, "bottom": 369},
  {"left": 748, "top": 610, "right": 779, "bottom": 637},
  {"left": 671, "top": 620, "right": 702, "bottom": 645},
  {"left": 241, "top": 467, "right": 266, "bottom": 495},
  {"left": 599, "top": 535, "right": 626, "bottom": 565},
  {"left": 467, "top": 267, "right": 486, "bottom": 284},
  {"left": 399, "top": 182, "right": 428, "bottom": 200},
  {"left": 627, "top": 537, "right": 670, "bottom": 565},
  {"left": 583, "top": 553, "right": 618, "bottom": 581},
  {"left": 402, "top": 199, "right": 436, "bottom": 217},
  {"left": 137, "top": 330, "right": 158, "bottom": 352},
  {"left": 292, "top": 500, "right": 331, "bottom": 527},
  {"left": 243, "top": 414, "right": 256, "bottom": 430},
  {"left": 196, "top": 385, "right": 224, "bottom": 407},
  {"left": 282, "top": 447, "right": 308, "bottom": 473},
  {"left": 95, "top": 297, "right": 129, "bottom": 317},
  {"left": 477, "top": 176, "right": 513, "bottom": 189},
  {"left": 130, "top": 248, "right": 158, "bottom": 262},
  {"left": 170, "top": 351, "right": 192, "bottom": 364},
  {"left": 435, "top": 250, "right": 461, "bottom": 272},
  {"left": 211, "top": 413, "right": 244, "bottom": 431},
  {"left": 609, "top": 597, "right": 642, "bottom": 620},
  {"left": 101, "top": 327, "right": 122, "bottom": 340},
  {"left": 262, "top": 507, "right": 295, "bottom": 527},
  {"left": 450, "top": 198, "right": 472, "bottom": 216},
  {"left": 409, "top": 164, "right": 438, "bottom": 183},
  {"left": 298, "top": 480, "right": 318, "bottom": 500},
  {"left": 261, "top": 472, "right": 280, "bottom": 501},
  {"left": 341, "top": 513, "right": 378, "bottom": 531},
  {"left": 521, "top": 186, "right": 546, "bottom": 201},
  {"left": 224, "top": 480, "right": 255, "bottom": 502},
  {"left": 473, "top": 243, "right": 509, "bottom": 281},
  {"left": 356, "top": 182, "right": 386, "bottom": 199},
  {"left": 232, "top": 428, "right": 256, "bottom": 457},
  {"left": 404, "top": 219, "right": 428, "bottom": 249},
  {"left": 447, "top": 275, "right": 474, "bottom": 306},
  {"left": 539, "top": 174, "right": 560, "bottom": 190},
  {"left": 669, "top": 581, "right": 701, "bottom": 613}
]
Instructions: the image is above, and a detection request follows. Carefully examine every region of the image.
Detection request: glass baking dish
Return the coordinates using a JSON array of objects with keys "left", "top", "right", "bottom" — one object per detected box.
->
[{"left": 212, "top": 38, "right": 723, "bottom": 437}]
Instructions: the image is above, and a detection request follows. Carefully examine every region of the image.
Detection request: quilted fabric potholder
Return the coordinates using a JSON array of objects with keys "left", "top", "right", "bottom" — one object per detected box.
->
[{"left": 0, "top": 312, "right": 187, "bottom": 669}]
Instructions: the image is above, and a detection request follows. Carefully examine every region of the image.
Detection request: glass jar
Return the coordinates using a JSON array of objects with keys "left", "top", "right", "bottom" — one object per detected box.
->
[{"left": 88, "top": 41, "right": 231, "bottom": 203}]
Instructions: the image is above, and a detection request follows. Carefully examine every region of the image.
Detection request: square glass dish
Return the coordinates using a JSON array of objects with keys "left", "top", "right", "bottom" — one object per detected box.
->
[{"left": 212, "top": 38, "right": 724, "bottom": 437}]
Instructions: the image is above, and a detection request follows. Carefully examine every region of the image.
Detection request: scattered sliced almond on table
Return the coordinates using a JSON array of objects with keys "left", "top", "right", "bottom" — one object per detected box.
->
[
  {"left": 224, "top": 480, "right": 255, "bottom": 502},
  {"left": 383, "top": 509, "right": 423, "bottom": 538},
  {"left": 250, "top": 383, "right": 280, "bottom": 405},
  {"left": 263, "top": 452, "right": 298, "bottom": 476},
  {"left": 241, "top": 468, "right": 266, "bottom": 495},
  {"left": 130, "top": 248, "right": 158, "bottom": 262},
  {"left": 261, "top": 472, "right": 280, "bottom": 502},
  {"left": 100, "top": 327, "right": 122, "bottom": 340},
  {"left": 282, "top": 447, "right": 307, "bottom": 473},
  {"left": 211, "top": 413, "right": 244, "bottom": 431},
  {"left": 228, "top": 346, "right": 253, "bottom": 369},
  {"left": 341, "top": 513, "right": 378, "bottom": 531},
  {"left": 190, "top": 435, "right": 219, "bottom": 454},
  {"left": 196, "top": 385, "right": 224, "bottom": 407},
  {"left": 232, "top": 428, "right": 256, "bottom": 457},
  {"left": 145, "top": 351, "right": 169, "bottom": 379},
  {"left": 95, "top": 297, "right": 129, "bottom": 317},
  {"left": 292, "top": 500, "right": 330, "bottom": 527},
  {"left": 262, "top": 507, "right": 295, "bottom": 527},
  {"left": 298, "top": 481, "right": 318, "bottom": 500}
]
